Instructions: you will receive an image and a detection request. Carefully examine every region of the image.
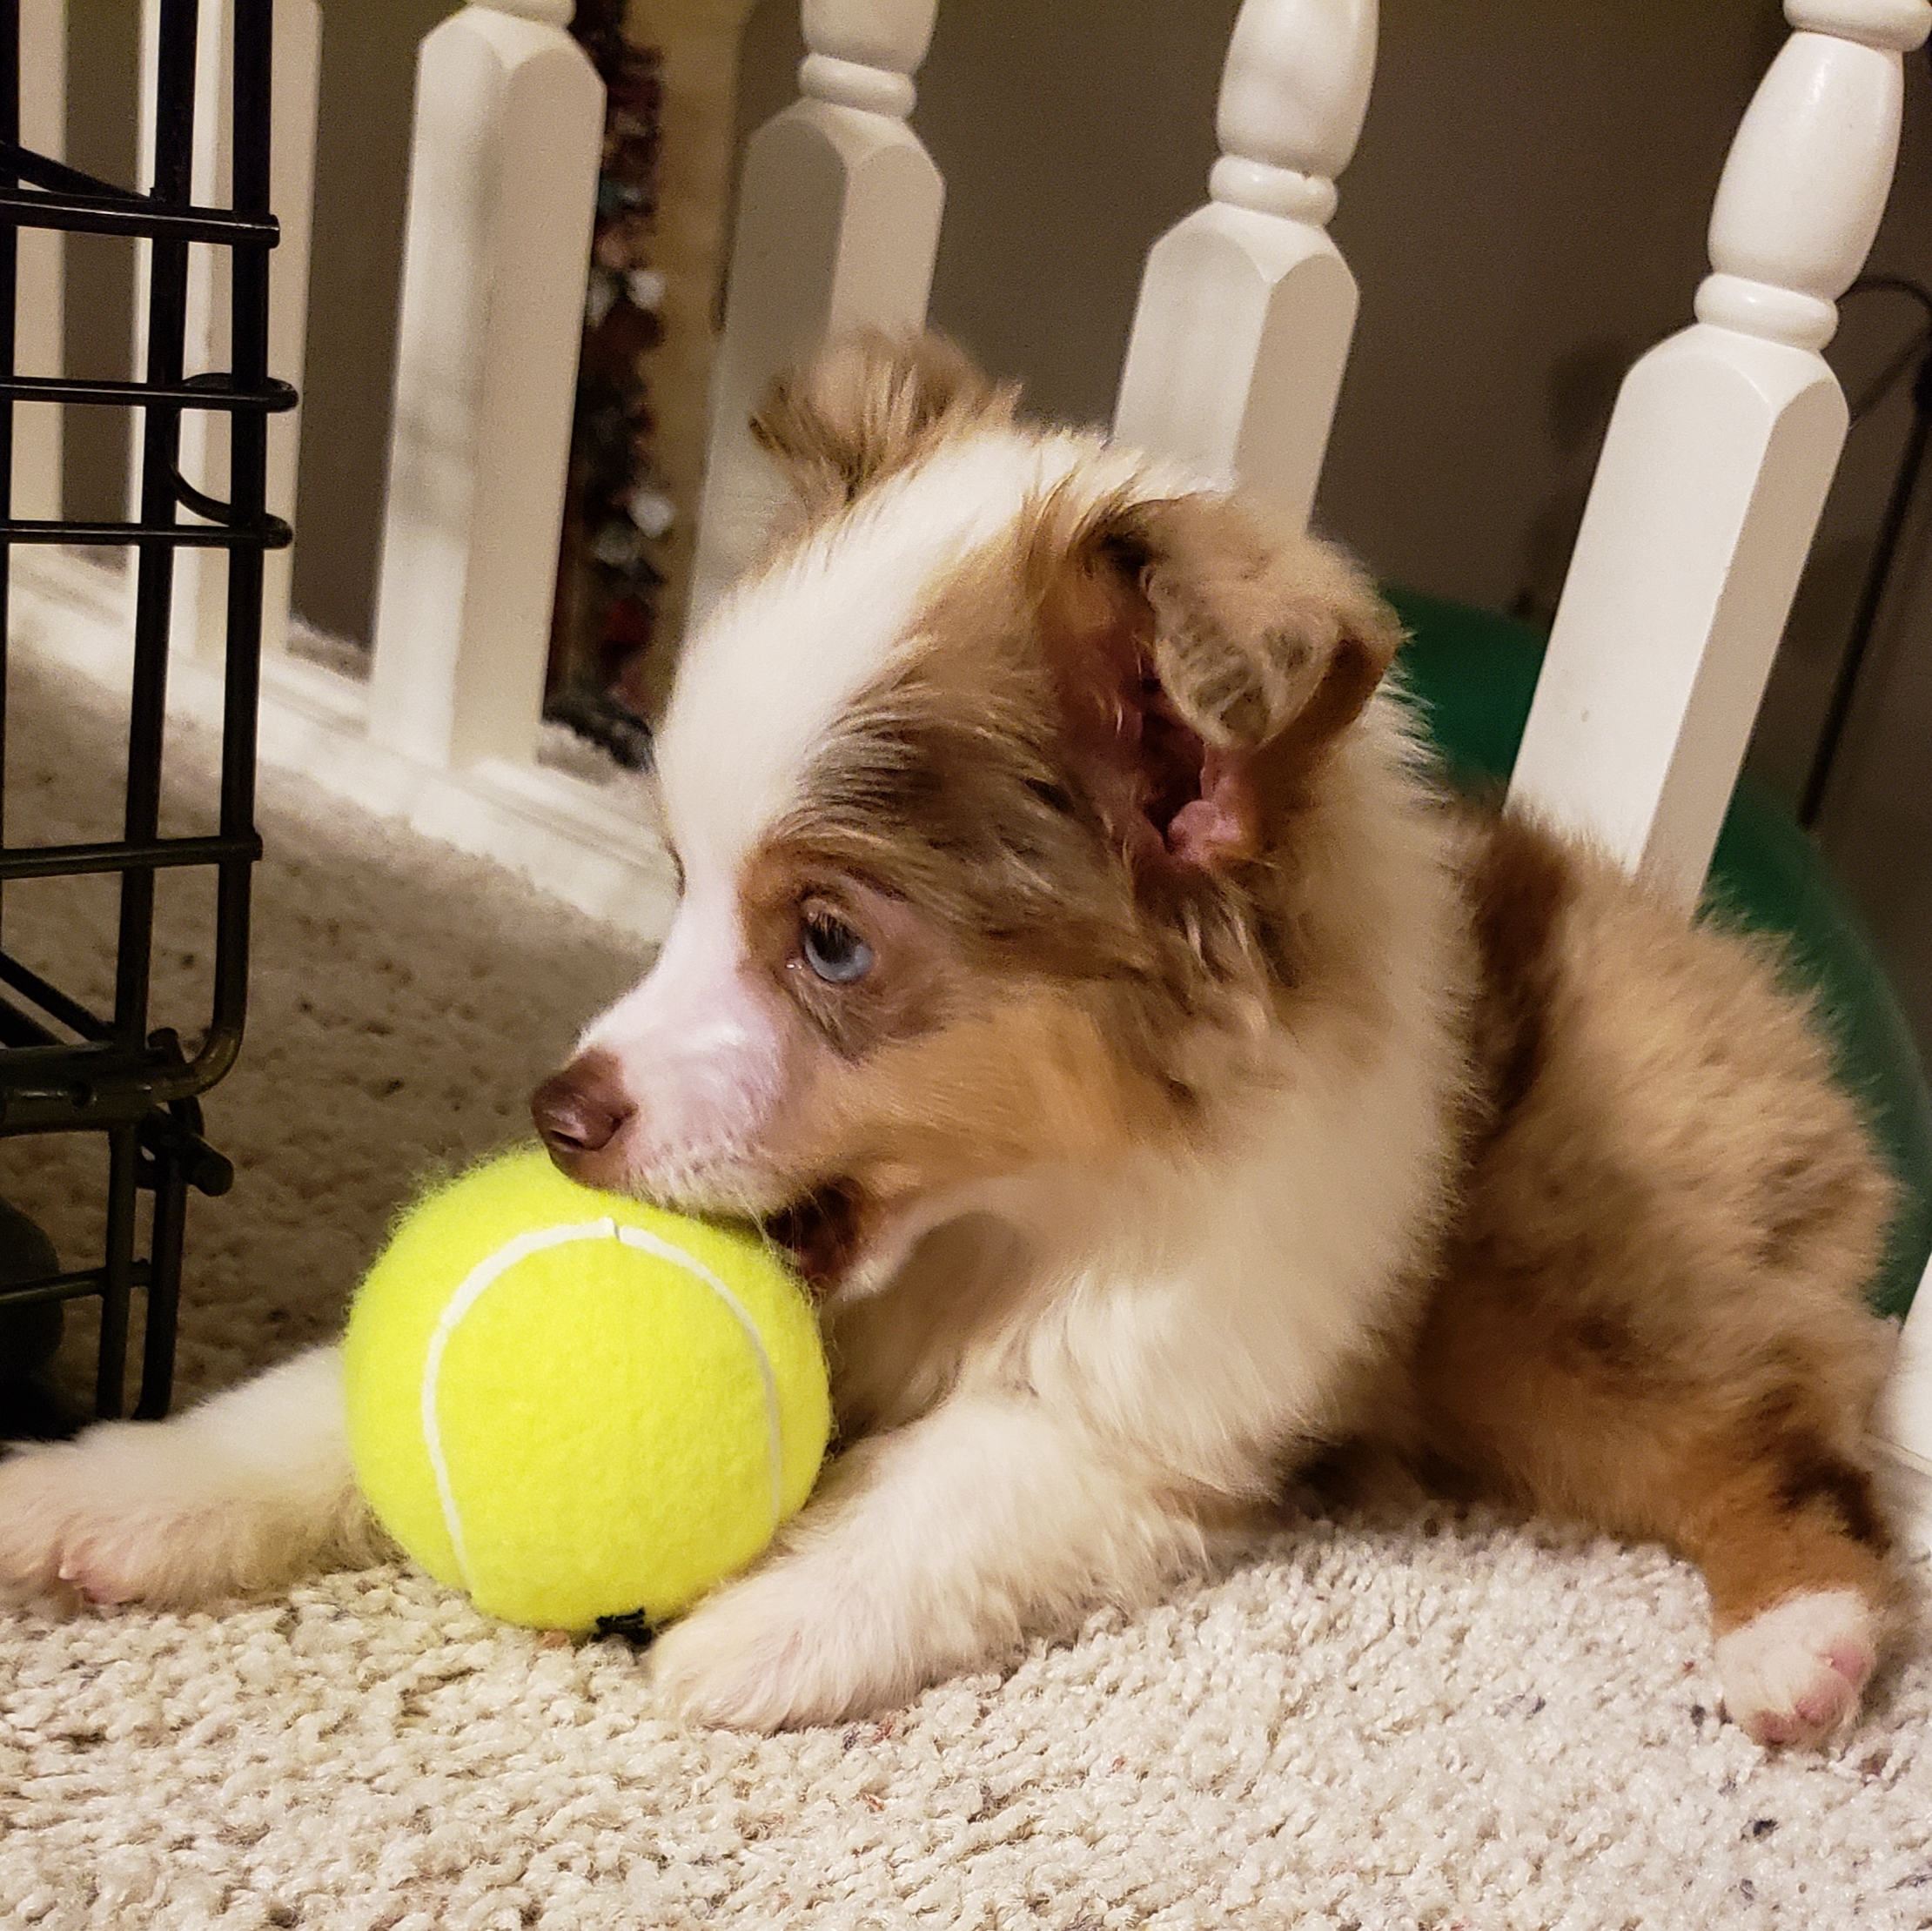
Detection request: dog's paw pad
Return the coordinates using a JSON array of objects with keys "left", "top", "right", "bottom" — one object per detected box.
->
[
  {"left": 1715, "top": 1588, "right": 1876, "bottom": 1749},
  {"left": 0, "top": 1435, "right": 239, "bottom": 1613},
  {"left": 0, "top": 1451, "right": 111, "bottom": 1612},
  {"left": 55, "top": 1545, "right": 146, "bottom": 1606},
  {"left": 648, "top": 1565, "right": 891, "bottom": 1733}
]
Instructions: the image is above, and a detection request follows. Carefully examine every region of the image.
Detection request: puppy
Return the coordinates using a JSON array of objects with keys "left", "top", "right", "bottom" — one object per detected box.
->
[{"left": 0, "top": 333, "right": 1902, "bottom": 1747}]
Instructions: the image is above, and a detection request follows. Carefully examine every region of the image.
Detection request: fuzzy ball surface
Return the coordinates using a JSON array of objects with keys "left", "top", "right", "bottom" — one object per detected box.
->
[{"left": 341, "top": 1147, "right": 830, "bottom": 1633}]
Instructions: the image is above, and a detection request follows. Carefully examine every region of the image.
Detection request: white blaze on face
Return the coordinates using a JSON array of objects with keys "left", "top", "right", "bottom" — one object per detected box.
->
[
  {"left": 655, "top": 431, "right": 1090, "bottom": 865},
  {"left": 577, "top": 881, "right": 784, "bottom": 1190},
  {"left": 580, "top": 428, "right": 1144, "bottom": 1203}
]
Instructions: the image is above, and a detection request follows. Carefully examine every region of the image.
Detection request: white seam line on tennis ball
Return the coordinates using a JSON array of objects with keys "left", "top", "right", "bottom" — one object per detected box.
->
[
  {"left": 611, "top": 1224, "right": 784, "bottom": 1533},
  {"left": 420, "top": 1217, "right": 785, "bottom": 1594}
]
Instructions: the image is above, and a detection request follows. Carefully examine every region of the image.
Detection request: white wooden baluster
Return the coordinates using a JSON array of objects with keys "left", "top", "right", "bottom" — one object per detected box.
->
[
  {"left": 13, "top": 0, "right": 64, "bottom": 520},
  {"left": 687, "top": 0, "right": 943, "bottom": 627},
  {"left": 367, "top": 0, "right": 601, "bottom": 771},
  {"left": 1882, "top": 1256, "right": 1932, "bottom": 1553},
  {"left": 1508, "top": 0, "right": 1932, "bottom": 909},
  {"left": 142, "top": 0, "right": 319, "bottom": 666},
  {"left": 1113, "top": 0, "right": 1375, "bottom": 529}
]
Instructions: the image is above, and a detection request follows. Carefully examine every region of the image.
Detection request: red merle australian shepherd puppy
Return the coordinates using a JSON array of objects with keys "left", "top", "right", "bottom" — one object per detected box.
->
[{"left": 0, "top": 333, "right": 1902, "bottom": 1747}]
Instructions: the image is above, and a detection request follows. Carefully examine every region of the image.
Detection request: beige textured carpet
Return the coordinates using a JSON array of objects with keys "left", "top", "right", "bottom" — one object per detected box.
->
[{"left": 3, "top": 651, "right": 1932, "bottom": 1930}]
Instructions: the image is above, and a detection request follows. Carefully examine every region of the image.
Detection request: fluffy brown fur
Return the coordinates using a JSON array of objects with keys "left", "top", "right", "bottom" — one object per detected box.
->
[
  {"left": 752, "top": 329, "right": 1017, "bottom": 520},
  {"left": 1412, "top": 810, "right": 1898, "bottom": 1642}
]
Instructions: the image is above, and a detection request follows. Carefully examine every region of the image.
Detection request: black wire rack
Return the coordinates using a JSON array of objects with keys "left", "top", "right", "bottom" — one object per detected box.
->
[{"left": 0, "top": 0, "right": 285, "bottom": 1427}]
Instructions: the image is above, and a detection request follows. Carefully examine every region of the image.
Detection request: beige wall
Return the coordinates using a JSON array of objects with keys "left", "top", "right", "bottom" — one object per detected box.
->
[
  {"left": 63, "top": 0, "right": 143, "bottom": 524},
  {"left": 292, "top": 0, "right": 460, "bottom": 644},
  {"left": 1791, "top": 280, "right": 1932, "bottom": 1046},
  {"left": 740, "top": 0, "right": 1777, "bottom": 613},
  {"left": 271, "top": 0, "right": 1848, "bottom": 657}
]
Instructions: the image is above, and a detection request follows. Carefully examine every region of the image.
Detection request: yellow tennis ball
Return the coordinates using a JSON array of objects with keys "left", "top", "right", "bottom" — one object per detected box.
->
[{"left": 341, "top": 1146, "right": 830, "bottom": 1633}]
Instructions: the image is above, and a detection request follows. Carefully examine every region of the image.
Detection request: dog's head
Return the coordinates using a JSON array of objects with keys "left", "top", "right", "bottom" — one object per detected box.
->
[{"left": 533, "top": 332, "right": 1403, "bottom": 1293}]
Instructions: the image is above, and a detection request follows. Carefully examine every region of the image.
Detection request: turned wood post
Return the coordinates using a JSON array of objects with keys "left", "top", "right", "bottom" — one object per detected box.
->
[
  {"left": 367, "top": 0, "right": 602, "bottom": 771},
  {"left": 687, "top": 0, "right": 943, "bottom": 627},
  {"left": 1113, "top": 0, "right": 1376, "bottom": 529},
  {"left": 1508, "top": 0, "right": 1931, "bottom": 909}
]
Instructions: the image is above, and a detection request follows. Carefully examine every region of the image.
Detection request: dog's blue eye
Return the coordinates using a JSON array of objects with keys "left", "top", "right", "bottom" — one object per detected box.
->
[{"left": 802, "top": 913, "right": 873, "bottom": 985}]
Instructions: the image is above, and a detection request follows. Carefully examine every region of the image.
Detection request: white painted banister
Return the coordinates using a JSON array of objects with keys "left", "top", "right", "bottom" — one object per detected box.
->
[
  {"left": 1113, "top": 0, "right": 1375, "bottom": 529},
  {"left": 367, "top": 0, "right": 601, "bottom": 771},
  {"left": 1508, "top": 0, "right": 1932, "bottom": 909},
  {"left": 687, "top": 0, "right": 943, "bottom": 625},
  {"left": 13, "top": 0, "right": 64, "bottom": 520},
  {"left": 1881, "top": 1264, "right": 1932, "bottom": 1552},
  {"left": 142, "top": 0, "right": 319, "bottom": 667}
]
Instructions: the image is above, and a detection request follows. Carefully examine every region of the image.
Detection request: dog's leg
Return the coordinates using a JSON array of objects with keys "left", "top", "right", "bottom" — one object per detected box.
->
[
  {"left": 650, "top": 1389, "right": 1227, "bottom": 1732},
  {"left": 1680, "top": 1432, "right": 1895, "bottom": 1749},
  {"left": 1415, "top": 1295, "right": 1898, "bottom": 1749},
  {"left": 0, "top": 1345, "right": 380, "bottom": 1613},
  {"left": 1470, "top": 1421, "right": 1891, "bottom": 1748}
]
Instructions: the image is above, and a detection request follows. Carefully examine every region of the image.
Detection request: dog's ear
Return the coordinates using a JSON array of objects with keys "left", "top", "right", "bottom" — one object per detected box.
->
[
  {"left": 751, "top": 330, "right": 1016, "bottom": 516},
  {"left": 1034, "top": 489, "right": 1402, "bottom": 877}
]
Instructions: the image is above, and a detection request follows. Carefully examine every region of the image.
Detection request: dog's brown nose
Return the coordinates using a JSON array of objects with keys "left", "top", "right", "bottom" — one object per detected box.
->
[{"left": 532, "top": 1056, "right": 633, "bottom": 1159}]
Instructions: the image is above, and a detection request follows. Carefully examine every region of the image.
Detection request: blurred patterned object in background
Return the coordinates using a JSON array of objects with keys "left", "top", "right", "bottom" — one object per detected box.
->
[{"left": 548, "top": 0, "right": 674, "bottom": 768}]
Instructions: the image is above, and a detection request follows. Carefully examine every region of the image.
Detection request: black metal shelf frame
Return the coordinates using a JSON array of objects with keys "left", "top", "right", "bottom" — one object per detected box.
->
[{"left": 0, "top": 0, "right": 284, "bottom": 1421}]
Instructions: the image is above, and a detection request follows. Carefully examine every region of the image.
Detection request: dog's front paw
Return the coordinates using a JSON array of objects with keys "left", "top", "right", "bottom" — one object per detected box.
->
[
  {"left": 0, "top": 1424, "right": 269, "bottom": 1614},
  {"left": 651, "top": 1565, "right": 903, "bottom": 1733},
  {"left": 1715, "top": 1588, "right": 1878, "bottom": 1749},
  {"left": 0, "top": 1435, "right": 160, "bottom": 1613}
]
